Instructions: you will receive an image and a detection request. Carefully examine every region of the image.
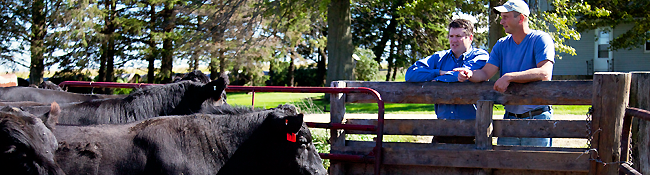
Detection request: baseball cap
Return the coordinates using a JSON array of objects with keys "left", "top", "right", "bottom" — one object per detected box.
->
[{"left": 494, "top": 0, "right": 530, "bottom": 16}]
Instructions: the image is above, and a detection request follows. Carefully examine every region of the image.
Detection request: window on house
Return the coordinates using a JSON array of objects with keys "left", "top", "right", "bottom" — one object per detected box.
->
[{"left": 598, "top": 30, "right": 610, "bottom": 58}]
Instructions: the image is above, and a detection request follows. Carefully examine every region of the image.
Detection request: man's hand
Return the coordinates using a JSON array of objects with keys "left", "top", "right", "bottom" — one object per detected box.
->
[
  {"left": 453, "top": 68, "right": 472, "bottom": 82},
  {"left": 493, "top": 75, "right": 512, "bottom": 93}
]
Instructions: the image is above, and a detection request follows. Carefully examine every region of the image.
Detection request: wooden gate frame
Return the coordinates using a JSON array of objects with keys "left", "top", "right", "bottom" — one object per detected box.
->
[{"left": 328, "top": 73, "right": 641, "bottom": 175}]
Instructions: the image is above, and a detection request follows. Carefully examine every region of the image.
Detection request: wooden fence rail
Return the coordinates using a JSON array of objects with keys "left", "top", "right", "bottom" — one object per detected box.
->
[{"left": 328, "top": 73, "right": 637, "bottom": 175}]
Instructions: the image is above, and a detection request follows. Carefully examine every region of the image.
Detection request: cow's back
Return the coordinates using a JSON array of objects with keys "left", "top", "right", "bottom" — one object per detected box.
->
[
  {"left": 0, "top": 87, "right": 105, "bottom": 103},
  {"left": 55, "top": 122, "right": 146, "bottom": 175}
]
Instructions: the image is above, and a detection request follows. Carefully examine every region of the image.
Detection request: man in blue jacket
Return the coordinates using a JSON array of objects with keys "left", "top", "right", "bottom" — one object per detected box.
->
[{"left": 405, "top": 19, "right": 489, "bottom": 144}]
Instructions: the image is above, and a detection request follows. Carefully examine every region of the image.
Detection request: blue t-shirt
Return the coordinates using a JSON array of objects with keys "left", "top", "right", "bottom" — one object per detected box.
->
[
  {"left": 488, "top": 30, "right": 555, "bottom": 114},
  {"left": 405, "top": 48, "right": 489, "bottom": 119}
]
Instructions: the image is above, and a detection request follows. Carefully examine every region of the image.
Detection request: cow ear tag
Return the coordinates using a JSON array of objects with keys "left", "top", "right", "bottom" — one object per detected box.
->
[
  {"left": 285, "top": 119, "right": 296, "bottom": 142},
  {"left": 287, "top": 133, "right": 296, "bottom": 142}
]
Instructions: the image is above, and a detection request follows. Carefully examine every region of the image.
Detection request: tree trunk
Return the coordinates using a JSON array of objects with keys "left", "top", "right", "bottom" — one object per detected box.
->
[
  {"left": 268, "top": 60, "right": 275, "bottom": 86},
  {"left": 488, "top": 0, "right": 506, "bottom": 81},
  {"left": 98, "top": 46, "right": 107, "bottom": 82},
  {"left": 29, "top": 0, "right": 46, "bottom": 85},
  {"left": 385, "top": 41, "right": 395, "bottom": 81},
  {"left": 317, "top": 47, "right": 327, "bottom": 86},
  {"left": 160, "top": 3, "right": 175, "bottom": 83},
  {"left": 219, "top": 50, "right": 226, "bottom": 75},
  {"left": 371, "top": 0, "right": 403, "bottom": 67},
  {"left": 289, "top": 52, "right": 295, "bottom": 86},
  {"left": 391, "top": 62, "right": 399, "bottom": 81},
  {"left": 147, "top": 3, "right": 156, "bottom": 83},
  {"left": 326, "top": 0, "right": 355, "bottom": 86},
  {"left": 209, "top": 49, "right": 226, "bottom": 81},
  {"left": 488, "top": 0, "right": 505, "bottom": 52},
  {"left": 209, "top": 56, "right": 218, "bottom": 80},
  {"left": 104, "top": 0, "right": 116, "bottom": 94}
]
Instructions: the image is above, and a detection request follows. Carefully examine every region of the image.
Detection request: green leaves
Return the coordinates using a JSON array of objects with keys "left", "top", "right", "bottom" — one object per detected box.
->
[{"left": 528, "top": 0, "right": 611, "bottom": 59}]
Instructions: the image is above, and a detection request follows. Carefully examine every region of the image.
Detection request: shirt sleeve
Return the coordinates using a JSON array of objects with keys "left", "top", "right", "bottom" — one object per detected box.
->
[
  {"left": 488, "top": 41, "right": 503, "bottom": 69},
  {"left": 535, "top": 32, "right": 555, "bottom": 64},
  {"left": 405, "top": 55, "right": 440, "bottom": 82},
  {"left": 435, "top": 49, "right": 489, "bottom": 82},
  {"left": 460, "top": 49, "right": 489, "bottom": 70}
]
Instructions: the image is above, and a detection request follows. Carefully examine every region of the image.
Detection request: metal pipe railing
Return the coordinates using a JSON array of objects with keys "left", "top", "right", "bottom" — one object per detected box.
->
[
  {"left": 58, "top": 81, "right": 386, "bottom": 175},
  {"left": 620, "top": 107, "right": 650, "bottom": 174}
]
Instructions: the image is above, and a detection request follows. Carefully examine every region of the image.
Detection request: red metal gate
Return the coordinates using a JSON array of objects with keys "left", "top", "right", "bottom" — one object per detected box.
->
[{"left": 59, "top": 81, "right": 386, "bottom": 175}]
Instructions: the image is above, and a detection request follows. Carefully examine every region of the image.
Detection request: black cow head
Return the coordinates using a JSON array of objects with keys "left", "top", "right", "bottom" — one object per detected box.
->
[
  {"left": 218, "top": 112, "right": 326, "bottom": 175},
  {"left": 174, "top": 70, "right": 228, "bottom": 106},
  {"left": 265, "top": 113, "right": 326, "bottom": 175},
  {"left": 0, "top": 104, "right": 64, "bottom": 175},
  {"left": 202, "top": 74, "right": 229, "bottom": 105}
]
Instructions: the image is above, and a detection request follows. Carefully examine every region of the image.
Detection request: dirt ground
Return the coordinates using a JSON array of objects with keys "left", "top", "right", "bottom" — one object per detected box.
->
[{"left": 304, "top": 113, "right": 590, "bottom": 148}]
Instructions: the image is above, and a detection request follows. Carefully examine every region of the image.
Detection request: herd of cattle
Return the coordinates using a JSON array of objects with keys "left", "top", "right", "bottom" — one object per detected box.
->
[{"left": 0, "top": 71, "right": 327, "bottom": 175}]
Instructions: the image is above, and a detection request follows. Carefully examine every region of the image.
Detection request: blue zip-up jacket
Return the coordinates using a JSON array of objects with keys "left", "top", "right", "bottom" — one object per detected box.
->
[{"left": 405, "top": 48, "right": 489, "bottom": 119}]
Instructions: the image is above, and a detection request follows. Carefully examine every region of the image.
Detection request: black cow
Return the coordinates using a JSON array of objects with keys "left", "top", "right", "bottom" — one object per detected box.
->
[
  {"left": 174, "top": 70, "right": 227, "bottom": 106},
  {"left": 21, "top": 75, "right": 229, "bottom": 125},
  {"left": 54, "top": 108, "right": 326, "bottom": 175},
  {"left": 38, "top": 81, "right": 64, "bottom": 91},
  {"left": 0, "top": 101, "right": 50, "bottom": 107},
  {"left": 0, "top": 105, "right": 64, "bottom": 175},
  {"left": 0, "top": 86, "right": 125, "bottom": 104}
]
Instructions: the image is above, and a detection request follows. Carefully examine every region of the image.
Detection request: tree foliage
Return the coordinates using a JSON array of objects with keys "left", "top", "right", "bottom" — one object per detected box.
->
[
  {"left": 528, "top": 0, "right": 610, "bottom": 58},
  {"left": 576, "top": 0, "right": 646, "bottom": 51},
  {"left": 353, "top": 48, "right": 379, "bottom": 81}
]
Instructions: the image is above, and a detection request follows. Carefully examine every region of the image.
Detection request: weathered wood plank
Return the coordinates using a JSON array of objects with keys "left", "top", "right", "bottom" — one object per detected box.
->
[
  {"left": 346, "top": 141, "right": 589, "bottom": 152},
  {"left": 336, "top": 146, "right": 591, "bottom": 172},
  {"left": 493, "top": 120, "right": 589, "bottom": 138},
  {"left": 345, "top": 119, "right": 589, "bottom": 138},
  {"left": 476, "top": 100, "right": 494, "bottom": 150},
  {"left": 343, "top": 164, "right": 588, "bottom": 175},
  {"left": 590, "top": 73, "right": 630, "bottom": 175},
  {"left": 629, "top": 72, "right": 650, "bottom": 175},
  {"left": 346, "top": 119, "right": 476, "bottom": 136},
  {"left": 330, "top": 81, "right": 347, "bottom": 175},
  {"left": 343, "top": 80, "right": 593, "bottom": 105}
]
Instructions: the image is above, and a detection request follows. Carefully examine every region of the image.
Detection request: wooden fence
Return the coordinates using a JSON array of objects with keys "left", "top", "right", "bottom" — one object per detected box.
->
[{"left": 327, "top": 72, "right": 648, "bottom": 175}]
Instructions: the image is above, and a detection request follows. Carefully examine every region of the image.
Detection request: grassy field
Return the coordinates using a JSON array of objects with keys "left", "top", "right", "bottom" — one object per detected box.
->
[{"left": 227, "top": 92, "right": 591, "bottom": 115}]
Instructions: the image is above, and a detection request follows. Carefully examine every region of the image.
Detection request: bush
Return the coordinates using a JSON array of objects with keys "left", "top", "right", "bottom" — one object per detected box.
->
[
  {"left": 230, "top": 66, "right": 269, "bottom": 86},
  {"left": 267, "top": 60, "right": 323, "bottom": 87},
  {"left": 354, "top": 48, "right": 380, "bottom": 81}
]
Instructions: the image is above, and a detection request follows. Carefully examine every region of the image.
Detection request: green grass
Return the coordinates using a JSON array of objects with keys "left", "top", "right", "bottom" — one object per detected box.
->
[{"left": 227, "top": 92, "right": 591, "bottom": 115}]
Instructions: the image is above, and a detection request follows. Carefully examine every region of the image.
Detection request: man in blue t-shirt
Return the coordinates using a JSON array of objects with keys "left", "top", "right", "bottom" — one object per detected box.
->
[
  {"left": 405, "top": 19, "right": 489, "bottom": 144},
  {"left": 454, "top": 0, "right": 554, "bottom": 147}
]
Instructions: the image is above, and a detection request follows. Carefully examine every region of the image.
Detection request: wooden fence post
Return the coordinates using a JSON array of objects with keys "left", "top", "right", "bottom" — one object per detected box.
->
[
  {"left": 630, "top": 72, "right": 650, "bottom": 175},
  {"left": 590, "top": 73, "right": 630, "bottom": 175},
  {"left": 475, "top": 100, "right": 494, "bottom": 150},
  {"left": 476, "top": 100, "right": 494, "bottom": 175},
  {"left": 330, "top": 81, "right": 347, "bottom": 175}
]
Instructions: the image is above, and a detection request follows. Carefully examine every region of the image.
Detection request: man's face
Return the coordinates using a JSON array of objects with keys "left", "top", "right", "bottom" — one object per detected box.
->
[
  {"left": 499, "top": 12, "right": 520, "bottom": 34},
  {"left": 448, "top": 27, "right": 472, "bottom": 56}
]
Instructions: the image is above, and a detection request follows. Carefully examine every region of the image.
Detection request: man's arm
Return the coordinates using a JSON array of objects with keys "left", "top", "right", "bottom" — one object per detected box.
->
[
  {"left": 454, "top": 63, "right": 499, "bottom": 82},
  {"left": 435, "top": 50, "right": 489, "bottom": 82},
  {"left": 405, "top": 55, "right": 443, "bottom": 82},
  {"left": 492, "top": 60, "right": 553, "bottom": 92}
]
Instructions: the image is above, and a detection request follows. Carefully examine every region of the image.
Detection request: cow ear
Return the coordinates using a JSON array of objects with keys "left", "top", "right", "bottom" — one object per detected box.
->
[
  {"left": 284, "top": 114, "right": 304, "bottom": 133},
  {"left": 45, "top": 102, "right": 60, "bottom": 130}
]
